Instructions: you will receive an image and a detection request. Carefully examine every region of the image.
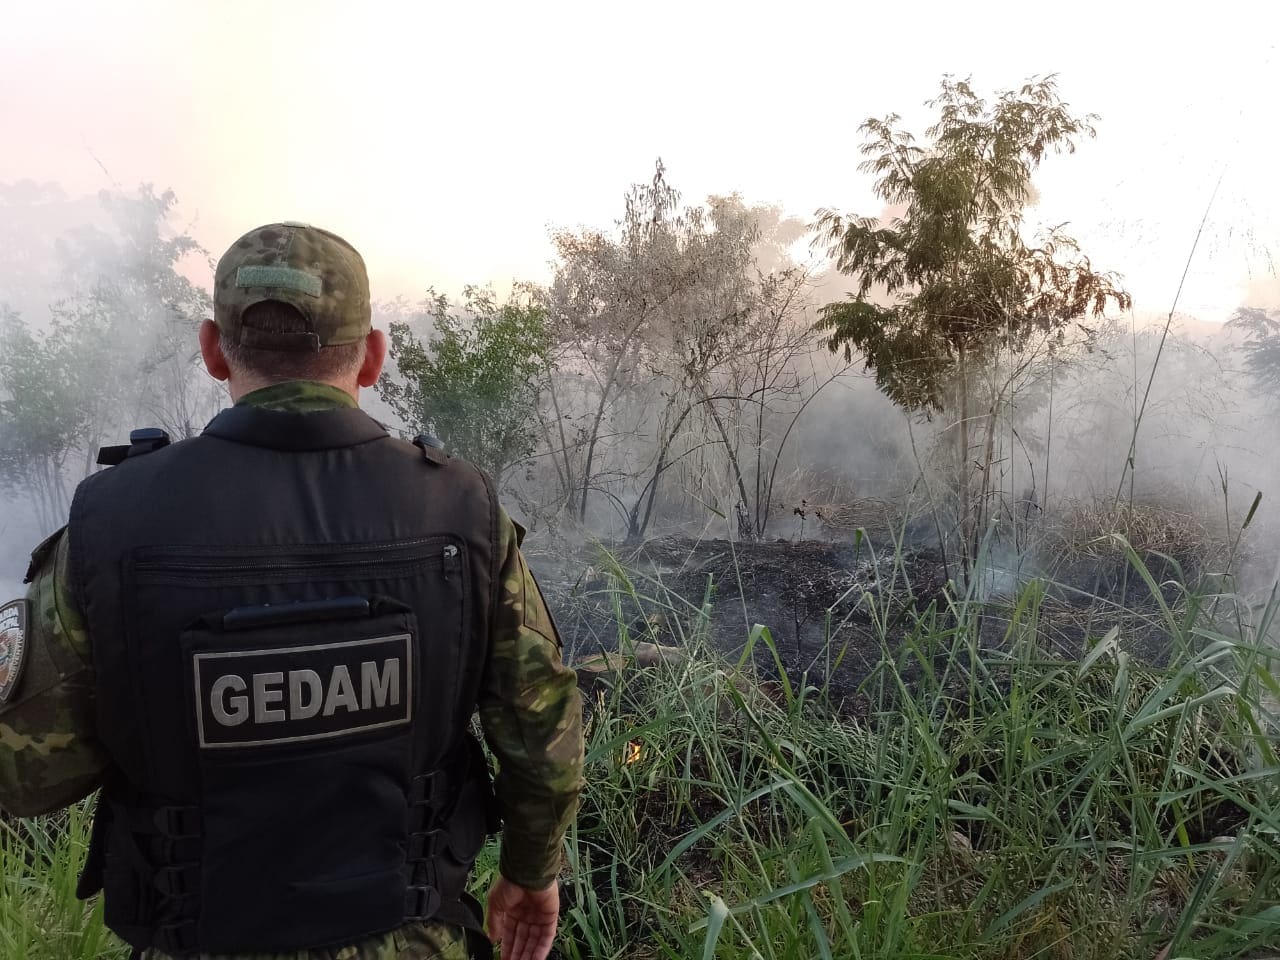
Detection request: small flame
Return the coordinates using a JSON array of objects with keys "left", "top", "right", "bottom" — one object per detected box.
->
[{"left": 623, "top": 741, "right": 642, "bottom": 765}]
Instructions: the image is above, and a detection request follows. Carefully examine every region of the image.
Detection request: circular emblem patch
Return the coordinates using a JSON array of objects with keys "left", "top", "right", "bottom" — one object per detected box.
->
[{"left": 0, "top": 599, "right": 29, "bottom": 706}]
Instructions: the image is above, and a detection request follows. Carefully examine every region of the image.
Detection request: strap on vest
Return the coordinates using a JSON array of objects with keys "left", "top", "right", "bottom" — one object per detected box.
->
[
  {"left": 403, "top": 735, "right": 499, "bottom": 959},
  {"left": 83, "top": 738, "right": 496, "bottom": 956},
  {"left": 79, "top": 778, "right": 203, "bottom": 954},
  {"left": 97, "top": 428, "right": 171, "bottom": 466},
  {"left": 412, "top": 434, "right": 449, "bottom": 466}
]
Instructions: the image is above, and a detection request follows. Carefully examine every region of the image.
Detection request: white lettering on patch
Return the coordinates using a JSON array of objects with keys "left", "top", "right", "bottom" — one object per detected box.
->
[{"left": 193, "top": 634, "right": 412, "bottom": 749}]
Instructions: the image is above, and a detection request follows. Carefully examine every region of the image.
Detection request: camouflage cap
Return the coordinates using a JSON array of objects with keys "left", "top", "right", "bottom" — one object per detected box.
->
[{"left": 213, "top": 222, "right": 371, "bottom": 351}]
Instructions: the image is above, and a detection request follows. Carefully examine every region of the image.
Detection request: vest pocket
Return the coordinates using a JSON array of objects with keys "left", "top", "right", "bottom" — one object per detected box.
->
[
  {"left": 118, "top": 539, "right": 470, "bottom": 952},
  {"left": 184, "top": 599, "right": 419, "bottom": 949},
  {"left": 125, "top": 537, "right": 467, "bottom": 778},
  {"left": 184, "top": 597, "right": 417, "bottom": 754}
]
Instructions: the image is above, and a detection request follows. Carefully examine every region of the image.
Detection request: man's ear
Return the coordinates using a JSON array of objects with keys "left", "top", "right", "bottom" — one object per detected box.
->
[
  {"left": 199, "top": 319, "right": 230, "bottom": 382},
  {"left": 357, "top": 328, "right": 387, "bottom": 388}
]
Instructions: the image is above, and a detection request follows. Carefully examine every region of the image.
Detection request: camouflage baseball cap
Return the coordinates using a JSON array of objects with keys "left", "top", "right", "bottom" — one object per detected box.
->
[{"left": 213, "top": 222, "right": 371, "bottom": 351}]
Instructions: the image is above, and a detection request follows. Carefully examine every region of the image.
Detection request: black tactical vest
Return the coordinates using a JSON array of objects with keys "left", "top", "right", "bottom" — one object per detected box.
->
[{"left": 68, "top": 405, "right": 500, "bottom": 956}]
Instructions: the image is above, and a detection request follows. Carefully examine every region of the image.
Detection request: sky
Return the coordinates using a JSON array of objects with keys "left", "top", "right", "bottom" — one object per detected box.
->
[{"left": 2, "top": 0, "right": 1278, "bottom": 320}]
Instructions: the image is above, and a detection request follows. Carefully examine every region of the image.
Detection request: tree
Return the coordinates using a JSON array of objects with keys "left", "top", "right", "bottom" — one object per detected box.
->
[
  {"left": 0, "top": 307, "right": 96, "bottom": 532},
  {"left": 1227, "top": 307, "right": 1280, "bottom": 394},
  {"left": 545, "top": 163, "right": 757, "bottom": 528},
  {"left": 714, "top": 266, "right": 851, "bottom": 540},
  {"left": 377, "top": 286, "right": 551, "bottom": 486},
  {"left": 542, "top": 166, "right": 850, "bottom": 539},
  {"left": 813, "top": 76, "right": 1130, "bottom": 562},
  {"left": 0, "top": 184, "right": 217, "bottom": 534}
]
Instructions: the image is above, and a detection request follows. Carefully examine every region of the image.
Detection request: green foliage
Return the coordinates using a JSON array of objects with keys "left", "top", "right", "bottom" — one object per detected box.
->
[
  {"left": 552, "top": 546, "right": 1279, "bottom": 959},
  {"left": 0, "top": 184, "right": 216, "bottom": 533},
  {"left": 0, "top": 307, "right": 109, "bottom": 531},
  {"left": 814, "top": 76, "right": 1131, "bottom": 413},
  {"left": 0, "top": 310, "right": 86, "bottom": 476},
  {"left": 0, "top": 805, "right": 127, "bottom": 959},
  {"left": 378, "top": 286, "right": 551, "bottom": 483},
  {"left": 1228, "top": 307, "right": 1280, "bottom": 395}
]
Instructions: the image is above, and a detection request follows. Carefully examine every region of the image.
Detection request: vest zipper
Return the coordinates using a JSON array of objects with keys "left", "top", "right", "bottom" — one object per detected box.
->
[
  {"left": 133, "top": 538, "right": 463, "bottom": 586},
  {"left": 442, "top": 544, "right": 461, "bottom": 583}
]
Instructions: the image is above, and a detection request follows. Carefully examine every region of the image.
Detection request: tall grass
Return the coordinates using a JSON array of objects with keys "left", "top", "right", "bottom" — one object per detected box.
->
[
  {"left": 559, "top": 541, "right": 1280, "bottom": 959},
  {"left": 2, "top": 544, "right": 1277, "bottom": 959},
  {"left": 0, "top": 803, "right": 124, "bottom": 959}
]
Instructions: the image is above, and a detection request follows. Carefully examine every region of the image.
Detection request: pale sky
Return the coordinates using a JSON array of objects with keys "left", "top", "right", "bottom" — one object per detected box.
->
[{"left": 3, "top": 0, "right": 1277, "bottom": 320}]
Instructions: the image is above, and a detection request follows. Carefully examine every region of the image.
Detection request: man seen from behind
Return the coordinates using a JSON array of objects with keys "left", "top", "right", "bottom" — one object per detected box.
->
[{"left": 0, "top": 222, "right": 584, "bottom": 960}]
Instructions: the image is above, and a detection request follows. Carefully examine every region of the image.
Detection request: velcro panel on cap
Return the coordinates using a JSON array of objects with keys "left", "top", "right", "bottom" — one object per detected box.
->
[
  {"left": 240, "top": 327, "right": 322, "bottom": 352},
  {"left": 236, "top": 265, "right": 322, "bottom": 298}
]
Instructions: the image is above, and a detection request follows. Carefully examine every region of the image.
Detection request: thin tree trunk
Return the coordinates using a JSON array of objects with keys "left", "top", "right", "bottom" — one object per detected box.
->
[
  {"left": 578, "top": 364, "right": 618, "bottom": 522},
  {"left": 957, "top": 343, "right": 973, "bottom": 573},
  {"left": 634, "top": 397, "right": 705, "bottom": 538},
  {"left": 700, "top": 390, "right": 754, "bottom": 540}
]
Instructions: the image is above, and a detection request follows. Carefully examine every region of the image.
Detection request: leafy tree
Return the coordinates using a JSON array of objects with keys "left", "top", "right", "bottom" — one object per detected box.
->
[
  {"left": 57, "top": 185, "right": 218, "bottom": 440},
  {"left": 1227, "top": 306, "right": 1280, "bottom": 394},
  {"left": 813, "top": 76, "right": 1131, "bottom": 561},
  {"left": 0, "top": 307, "right": 96, "bottom": 532},
  {"left": 377, "top": 286, "right": 551, "bottom": 485},
  {"left": 0, "top": 184, "right": 217, "bottom": 534}
]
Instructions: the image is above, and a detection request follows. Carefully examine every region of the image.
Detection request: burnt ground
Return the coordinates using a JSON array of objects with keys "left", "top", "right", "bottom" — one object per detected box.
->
[
  {"left": 532, "top": 536, "right": 946, "bottom": 694},
  {"left": 527, "top": 535, "right": 1191, "bottom": 699},
  {"left": 534, "top": 536, "right": 932, "bottom": 696}
]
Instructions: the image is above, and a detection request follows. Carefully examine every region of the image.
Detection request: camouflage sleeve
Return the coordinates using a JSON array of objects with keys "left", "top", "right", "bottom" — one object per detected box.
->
[
  {"left": 0, "top": 528, "right": 109, "bottom": 817},
  {"left": 477, "top": 511, "right": 584, "bottom": 891}
]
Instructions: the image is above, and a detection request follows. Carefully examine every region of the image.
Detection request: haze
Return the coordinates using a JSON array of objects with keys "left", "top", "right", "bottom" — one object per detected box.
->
[{"left": 3, "top": 0, "right": 1277, "bottom": 317}]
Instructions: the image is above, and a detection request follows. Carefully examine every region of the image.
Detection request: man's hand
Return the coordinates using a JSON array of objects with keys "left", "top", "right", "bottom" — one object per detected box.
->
[{"left": 486, "top": 875, "right": 559, "bottom": 960}]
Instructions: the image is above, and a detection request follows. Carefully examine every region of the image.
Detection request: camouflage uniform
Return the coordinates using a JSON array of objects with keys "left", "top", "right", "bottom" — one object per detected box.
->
[{"left": 0, "top": 381, "right": 584, "bottom": 960}]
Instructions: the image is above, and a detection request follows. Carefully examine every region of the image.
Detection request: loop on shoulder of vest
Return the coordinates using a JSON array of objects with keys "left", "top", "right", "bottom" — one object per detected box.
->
[
  {"left": 412, "top": 434, "right": 449, "bottom": 466},
  {"left": 97, "top": 428, "right": 171, "bottom": 466}
]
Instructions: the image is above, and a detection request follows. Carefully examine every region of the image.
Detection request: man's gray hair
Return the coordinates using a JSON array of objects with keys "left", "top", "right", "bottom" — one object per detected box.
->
[{"left": 219, "top": 301, "right": 365, "bottom": 383}]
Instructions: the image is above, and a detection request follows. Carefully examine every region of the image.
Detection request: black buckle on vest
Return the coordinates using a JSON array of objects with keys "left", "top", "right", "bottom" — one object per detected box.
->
[
  {"left": 407, "top": 828, "right": 449, "bottom": 860},
  {"left": 154, "top": 920, "right": 198, "bottom": 954},
  {"left": 153, "top": 806, "right": 201, "bottom": 840},
  {"left": 404, "top": 884, "right": 442, "bottom": 920},
  {"left": 411, "top": 857, "right": 439, "bottom": 890},
  {"left": 152, "top": 863, "right": 199, "bottom": 898},
  {"left": 409, "top": 771, "right": 448, "bottom": 812}
]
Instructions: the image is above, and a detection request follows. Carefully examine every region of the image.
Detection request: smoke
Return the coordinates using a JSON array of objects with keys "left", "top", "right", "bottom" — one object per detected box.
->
[
  {"left": 3, "top": 176, "right": 1280, "bottom": 612},
  {"left": 0, "top": 514, "right": 39, "bottom": 602}
]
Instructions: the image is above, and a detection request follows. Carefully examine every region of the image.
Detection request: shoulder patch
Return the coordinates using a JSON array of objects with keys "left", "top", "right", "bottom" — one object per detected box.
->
[{"left": 0, "top": 599, "right": 30, "bottom": 705}]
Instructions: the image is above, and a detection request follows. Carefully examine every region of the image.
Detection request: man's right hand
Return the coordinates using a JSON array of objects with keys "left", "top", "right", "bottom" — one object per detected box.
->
[{"left": 485, "top": 875, "right": 559, "bottom": 960}]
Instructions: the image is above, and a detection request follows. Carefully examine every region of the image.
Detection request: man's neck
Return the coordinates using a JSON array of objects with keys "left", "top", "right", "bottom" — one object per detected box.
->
[
  {"left": 233, "top": 381, "right": 360, "bottom": 412},
  {"left": 228, "top": 377, "right": 358, "bottom": 404}
]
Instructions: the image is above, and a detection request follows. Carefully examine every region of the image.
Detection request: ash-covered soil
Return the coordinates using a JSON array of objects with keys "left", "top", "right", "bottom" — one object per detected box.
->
[
  {"left": 528, "top": 536, "right": 951, "bottom": 695},
  {"left": 526, "top": 534, "right": 1186, "bottom": 697}
]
